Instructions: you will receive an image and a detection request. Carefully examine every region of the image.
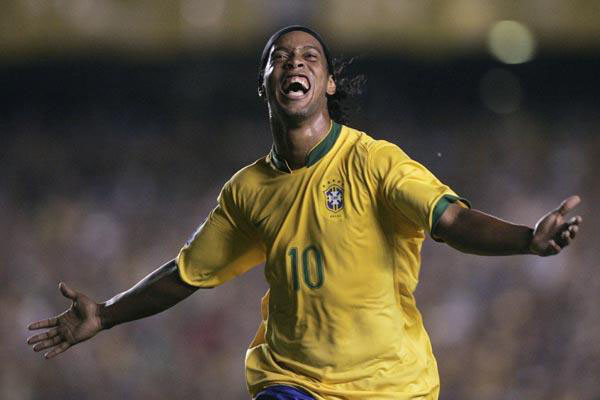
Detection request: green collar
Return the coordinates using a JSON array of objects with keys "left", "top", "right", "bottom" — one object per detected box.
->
[{"left": 269, "top": 121, "right": 342, "bottom": 173}]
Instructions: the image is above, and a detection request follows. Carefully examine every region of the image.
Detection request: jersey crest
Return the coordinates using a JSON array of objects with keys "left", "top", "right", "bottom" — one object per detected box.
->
[{"left": 324, "top": 181, "right": 344, "bottom": 212}]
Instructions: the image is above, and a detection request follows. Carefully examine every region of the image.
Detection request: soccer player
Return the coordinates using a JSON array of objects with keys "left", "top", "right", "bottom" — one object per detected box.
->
[{"left": 27, "top": 26, "right": 582, "bottom": 399}]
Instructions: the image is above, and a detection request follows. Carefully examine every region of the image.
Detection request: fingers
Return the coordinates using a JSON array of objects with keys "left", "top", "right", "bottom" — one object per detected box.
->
[
  {"left": 557, "top": 230, "right": 572, "bottom": 247},
  {"left": 33, "top": 335, "right": 64, "bottom": 352},
  {"left": 28, "top": 317, "right": 58, "bottom": 330},
  {"left": 557, "top": 195, "right": 581, "bottom": 216},
  {"left": 59, "top": 282, "right": 78, "bottom": 301},
  {"left": 556, "top": 217, "right": 581, "bottom": 246},
  {"left": 27, "top": 326, "right": 69, "bottom": 358},
  {"left": 547, "top": 240, "right": 561, "bottom": 255},
  {"left": 568, "top": 215, "right": 583, "bottom": 226},
  {"left": 568, "top": 224, "right": 579, "bottom": 239},
  {"left": 27, "top": 328, "right": 59, "bottom": 345},
  {"left": 44, "top": 342, "right": 70, "bottom": 359},
  {"left": 29, "top": 282, "right": 79, "bottom": 331},
  {"left": 547, "top": 217, "right": 581, "bottom": 254}
]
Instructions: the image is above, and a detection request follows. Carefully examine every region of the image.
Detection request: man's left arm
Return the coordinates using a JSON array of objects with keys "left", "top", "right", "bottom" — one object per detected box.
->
[{"left": 434, "top": 195, "right": 582, "bottom": 256}]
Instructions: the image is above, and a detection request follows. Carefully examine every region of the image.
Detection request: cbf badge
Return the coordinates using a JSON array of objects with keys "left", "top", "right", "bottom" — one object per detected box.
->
[{"left": 323, "top": 178, "right": 344, "bottom": 213}]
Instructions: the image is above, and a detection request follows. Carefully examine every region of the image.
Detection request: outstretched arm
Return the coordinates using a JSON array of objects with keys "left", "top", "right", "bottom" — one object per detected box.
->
[
  {"left": 434, "top": 195, "right": 582, "bottom": 256},
  {"left": 27, "top": 259, "right": 197, "bottom": 359},
  {"left": 99, "top": 259, "right": 198, "bottom": 328}
]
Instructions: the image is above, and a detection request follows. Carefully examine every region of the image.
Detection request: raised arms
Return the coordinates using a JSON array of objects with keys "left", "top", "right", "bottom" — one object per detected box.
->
[
  {"left": 27, "top": 259, "right": 197, "bottom": 359},
  {"left": 434, "top": 195, "right": 582, "bottom": 256}
]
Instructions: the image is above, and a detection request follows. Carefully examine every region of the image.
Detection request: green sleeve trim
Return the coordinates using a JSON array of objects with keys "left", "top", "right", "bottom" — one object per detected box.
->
[{"left": 431, "top": 194, "right": 471, "bottom": 241}]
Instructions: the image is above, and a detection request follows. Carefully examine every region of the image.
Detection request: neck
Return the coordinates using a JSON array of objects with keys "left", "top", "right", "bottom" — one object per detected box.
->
[{"left": 270, "top": 110, "right": 332, "bottom": 169}]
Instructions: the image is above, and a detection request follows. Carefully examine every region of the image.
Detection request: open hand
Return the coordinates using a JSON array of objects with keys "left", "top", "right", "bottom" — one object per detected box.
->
[
  {"left": 27, "top": 283, "right": 103, "bottom": 359},
  {"left": 530, "top": 195, "right": 582, "bottom": 256}
]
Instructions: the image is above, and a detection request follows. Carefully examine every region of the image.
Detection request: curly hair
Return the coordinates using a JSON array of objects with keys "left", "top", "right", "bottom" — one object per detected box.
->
[{"left": 326, "top": 57, "right": 366, "bottom": 124}]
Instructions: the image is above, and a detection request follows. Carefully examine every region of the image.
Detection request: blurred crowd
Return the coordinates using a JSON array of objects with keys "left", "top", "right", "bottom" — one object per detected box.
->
[{"left": 2, "top": 55, "right": 599, "bottom": 400}]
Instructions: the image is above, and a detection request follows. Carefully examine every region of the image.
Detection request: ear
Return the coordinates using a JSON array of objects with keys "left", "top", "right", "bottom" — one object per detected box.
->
[
  {"left": 258, "top": 84, "right": 267, "bottom": 101},
  {"left": 326, "top": 75, "right": 336, "bottom": 96}
]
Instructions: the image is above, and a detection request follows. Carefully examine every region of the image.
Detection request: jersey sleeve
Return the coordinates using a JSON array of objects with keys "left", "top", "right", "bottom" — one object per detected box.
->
[
  {"left": 367, "top": 140, "right": 470, "bottom": 236},
  {"left": 176, "top": 182, "right": 266, "bottom": 288}
]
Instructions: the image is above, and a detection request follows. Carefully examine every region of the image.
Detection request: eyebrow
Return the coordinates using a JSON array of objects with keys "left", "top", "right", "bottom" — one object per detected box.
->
[{"left": 272, "top": 45, "right": 322, "bottom": 54}]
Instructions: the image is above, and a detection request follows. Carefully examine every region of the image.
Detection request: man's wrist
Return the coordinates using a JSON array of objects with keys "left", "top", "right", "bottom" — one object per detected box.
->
[
  {"left": 524, "top": 227, "right": 536, "bottom": 255},
  {"left": 97, "top": 302, "right": 113, "bottom": 330}
]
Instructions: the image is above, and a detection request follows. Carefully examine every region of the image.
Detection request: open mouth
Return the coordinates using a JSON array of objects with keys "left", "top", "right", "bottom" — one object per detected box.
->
[{"left": 282, "top": 75, "right": 310, "bottom": 99}]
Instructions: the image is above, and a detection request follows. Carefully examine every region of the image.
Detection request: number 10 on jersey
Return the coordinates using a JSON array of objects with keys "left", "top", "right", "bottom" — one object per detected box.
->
[{"left": 288, "top": 245, "right": 324, "bottom": 290}]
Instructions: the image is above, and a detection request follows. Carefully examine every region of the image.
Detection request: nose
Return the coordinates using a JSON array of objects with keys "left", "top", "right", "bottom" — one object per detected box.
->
[{"left": 284, "top": 53, "right": 304, "bottom": 70}]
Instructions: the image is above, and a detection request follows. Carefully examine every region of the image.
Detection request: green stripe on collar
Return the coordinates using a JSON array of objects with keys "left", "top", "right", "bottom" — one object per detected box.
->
[
  {"left": 306, "top": 121, "right": 341, "bottom": 167},
  {"left": 270, "top": 148, "right": 290, "bottom": 172},
  {"left": 269, "top": 121, "right": 341, "bottom": 172}
]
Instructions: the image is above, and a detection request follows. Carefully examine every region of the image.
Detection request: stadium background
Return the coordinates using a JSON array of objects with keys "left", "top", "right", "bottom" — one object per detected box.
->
[{"left": 3, "top": 1, "right": 599, "bottom": 399}]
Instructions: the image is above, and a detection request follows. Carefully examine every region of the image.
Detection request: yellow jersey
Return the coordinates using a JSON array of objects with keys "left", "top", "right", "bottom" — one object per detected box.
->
[{"left": 177, "top": 122, "right": 469, "bottom": 399}]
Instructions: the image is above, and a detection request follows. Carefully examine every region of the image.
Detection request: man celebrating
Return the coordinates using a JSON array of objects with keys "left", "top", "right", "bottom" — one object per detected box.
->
[{"left": 27, "top": 26, "right": 582, "bottom": 399}]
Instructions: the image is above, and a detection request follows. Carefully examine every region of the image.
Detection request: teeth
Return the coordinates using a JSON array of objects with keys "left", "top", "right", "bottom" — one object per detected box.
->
[
  {"left": 283, "top": 76, "right": 309, "bottom": 91},
  {"left": 287, "top": 90, "right": 305, "bottom": 98}
]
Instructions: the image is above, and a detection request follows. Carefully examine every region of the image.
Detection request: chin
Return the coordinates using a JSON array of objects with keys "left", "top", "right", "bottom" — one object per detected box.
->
[
  {"left": 271, "top": 97, "right": 325, "bottom": 123},
  {"left": 282, "top": 106, "right": 311, "bottom": 119},
  {"left": 270, "top": 101, "right": 312, "bottom": 122}
]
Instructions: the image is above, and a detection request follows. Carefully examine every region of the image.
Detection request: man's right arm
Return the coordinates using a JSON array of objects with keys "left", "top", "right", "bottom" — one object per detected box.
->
[
  {"left": 27, "top": 259, "right": 199, "bottom": 358},
  {"left": 28, "top": 180, "right": 264, "bottom": 359},
  {"left": 100, "top": 259, "right": 198, "bottom": 329}
]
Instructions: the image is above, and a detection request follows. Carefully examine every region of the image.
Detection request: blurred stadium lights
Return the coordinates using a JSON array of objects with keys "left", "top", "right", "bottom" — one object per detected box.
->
[
  {"left": 180, "top": 0, "right": 227, "bottom": 41},
  {"left": 180, "top": 0, "right": 226, "bottom": 30},
  {"left": 1, "top": 0, "right": 599, "bottom": 60},
  {"left": 487, "top": 20, "right": 536, "bottom": 64}
]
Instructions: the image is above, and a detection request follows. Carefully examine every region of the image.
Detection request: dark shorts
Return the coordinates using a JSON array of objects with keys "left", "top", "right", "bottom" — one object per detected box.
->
[{"left": 254, "top": 385, "right": 315, "bottom": 400}]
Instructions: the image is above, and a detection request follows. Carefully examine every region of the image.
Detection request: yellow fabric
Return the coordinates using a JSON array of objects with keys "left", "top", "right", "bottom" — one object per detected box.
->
[{"left": 177, "top": 125, "right": 465, "bottom": 399}]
